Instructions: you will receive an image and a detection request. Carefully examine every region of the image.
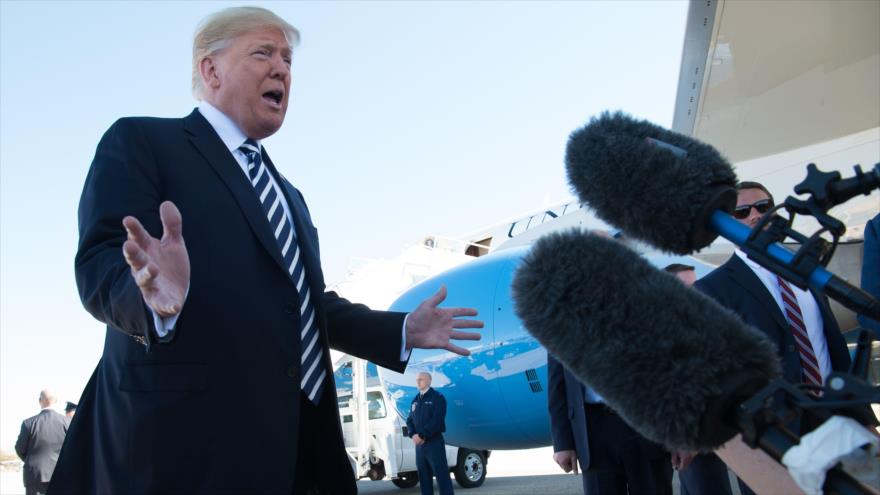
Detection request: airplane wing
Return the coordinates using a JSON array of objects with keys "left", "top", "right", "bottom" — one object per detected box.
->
[{"left": 672, "top": 0, "right": 879, "bottom": 237}]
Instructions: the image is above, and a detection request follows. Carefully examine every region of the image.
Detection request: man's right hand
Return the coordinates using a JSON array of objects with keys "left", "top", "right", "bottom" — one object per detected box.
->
[
  {"left": 553, "top": 450, "right": 578, "bottom": 474},
  {"left": 122, "top": 201, "right": 190, "bottom": 317}
]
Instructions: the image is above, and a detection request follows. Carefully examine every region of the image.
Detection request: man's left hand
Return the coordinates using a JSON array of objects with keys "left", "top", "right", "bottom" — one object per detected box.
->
[
  {"left": 405, "top": 286, "right": 483, "bottom": 356},
  {"left": 412, "top": 434, "right": 425, "bottom": 446}
]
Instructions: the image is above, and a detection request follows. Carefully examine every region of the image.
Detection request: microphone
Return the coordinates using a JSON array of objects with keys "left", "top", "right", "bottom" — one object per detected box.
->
[
  {"left": 564, "top": 111, "right": 738, "bottom": 255},
  {"left": 565, "top": 111, "right": 880, "bottom": 320},
  {"left": 511, "top": 229, "right": 781, "bottom": 452}
]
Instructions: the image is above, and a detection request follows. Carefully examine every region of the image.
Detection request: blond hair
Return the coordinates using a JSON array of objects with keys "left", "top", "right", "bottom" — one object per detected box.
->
[{"left": 192, "top": 6, "right": 300, "bottom": 99}]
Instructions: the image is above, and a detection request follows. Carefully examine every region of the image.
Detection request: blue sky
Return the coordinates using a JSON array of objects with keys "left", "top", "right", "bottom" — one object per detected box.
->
[{"left": 0, "top": 0, "right": 687, "bottom": 450}]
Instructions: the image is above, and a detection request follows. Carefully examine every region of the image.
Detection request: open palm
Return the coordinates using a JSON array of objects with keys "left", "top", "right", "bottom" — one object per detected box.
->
[
  {"left": 405, "top": 286, "right": 483, "bottom": 356},
  {"left": 122, "top": 201, "right": 190, "bottom": 317}
]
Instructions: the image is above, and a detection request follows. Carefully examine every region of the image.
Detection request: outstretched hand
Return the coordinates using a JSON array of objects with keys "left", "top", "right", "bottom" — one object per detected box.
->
[
  {"left": 122, "top": 201, "right": 190, "bottom": 317},
  {"left": 405, "top": 285, "right": 483, "bottom": 356}
]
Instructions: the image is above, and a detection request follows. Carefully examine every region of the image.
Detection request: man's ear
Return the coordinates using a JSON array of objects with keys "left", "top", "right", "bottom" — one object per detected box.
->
[{"left": 199, "top": 56, "right": 222, "bottom": 90}]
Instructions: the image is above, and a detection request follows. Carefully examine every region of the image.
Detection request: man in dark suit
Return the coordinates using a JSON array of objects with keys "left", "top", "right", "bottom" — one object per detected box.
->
[
  {"left": 406, "top": 372, "right": 454, "bottom": 495},
  {"left": 859, "top": 213, "right": 879, "bottom": 333},
  {"left": 15, "top": 390, "right": 68, "bottom": 495},
  {"left": 663, "top": 264, "right": 732, "bottom": 495},
  {"left": 696, "top": 181, "right": 855, "bottom": 495},
  {"left": 50, "top": 6, "right": 482, "bottom": 495},
  {"left": 547, "top": 354, "right": 672, "bottom": 495}
]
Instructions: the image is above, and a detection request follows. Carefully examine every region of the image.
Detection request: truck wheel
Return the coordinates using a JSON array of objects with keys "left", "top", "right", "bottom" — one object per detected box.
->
[
  {"left": 453, "top": 449, "right": 486, "bottom": 488},
  {"left": 392, "top": 472, "right": 419, "bottom": 488}
]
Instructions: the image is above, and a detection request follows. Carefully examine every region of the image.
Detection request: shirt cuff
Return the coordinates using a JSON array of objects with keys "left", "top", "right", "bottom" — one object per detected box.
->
[
  {"left": 400, "top": 313, "right": 412, "bottom": 361},
  {"left": 149, "top": 284, "right": 189, "bottom": 339},
  {"left": 151, "top": 311, "right": 180, "bottom": 338}
]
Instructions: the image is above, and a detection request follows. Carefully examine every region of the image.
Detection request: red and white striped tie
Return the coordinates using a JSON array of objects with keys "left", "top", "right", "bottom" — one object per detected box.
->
[{"left": 776, "top": 276, "right": 823, "bottom": 387}]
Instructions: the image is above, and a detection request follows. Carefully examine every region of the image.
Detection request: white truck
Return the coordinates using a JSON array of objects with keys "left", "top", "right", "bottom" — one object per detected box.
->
[{"left": 334, "top": 356, "right": 489, "bottom": 489}]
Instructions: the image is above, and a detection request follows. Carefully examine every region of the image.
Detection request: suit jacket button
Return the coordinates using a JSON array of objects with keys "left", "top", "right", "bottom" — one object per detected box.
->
[
  {"left": 788, "top": 345, "right": 796, "bottom": 352},
  {"left": 287, "top": 366, "right": 297, "bottom": 378},
  {"left": 284, "top": 303, "right": 295, "bottom": 315}
]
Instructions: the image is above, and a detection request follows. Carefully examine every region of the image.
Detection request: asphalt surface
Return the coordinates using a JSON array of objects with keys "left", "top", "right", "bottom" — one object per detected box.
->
[{"left": 357, "top": 474, "right": 584, "bottom": 495}]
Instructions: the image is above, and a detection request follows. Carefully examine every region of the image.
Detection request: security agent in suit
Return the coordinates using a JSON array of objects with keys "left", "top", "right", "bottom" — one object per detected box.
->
[
  {"left": 547, "top": 354, "right": 673, "bottom": 495},
  {"left": 15, "top": 390, "right": 68, "bottom": 495},
  {"left": 696, "top": 181, "right": 856, "bottom": 495},
  {"left": 50, "top": 7, "right": 482, "bottom": 495},
  {"left": 859, "top": 213, "right": 880, "bottom": 333},
  {"left": 662, "top": 264, "right": 732, "bottom": 495},
  {"left": 406, "top": 372, "right": 454, "bottom": 495}
]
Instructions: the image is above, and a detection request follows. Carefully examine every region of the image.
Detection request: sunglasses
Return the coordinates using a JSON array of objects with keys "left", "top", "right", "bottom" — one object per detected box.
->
[{"left": 733, "top": 199, "right": 774, "bottom": 219}]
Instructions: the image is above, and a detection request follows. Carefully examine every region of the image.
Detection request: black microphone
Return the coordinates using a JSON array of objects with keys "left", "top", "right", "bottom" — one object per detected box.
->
[
  {"left": 565, "top": 111, "right": 738, "bottom": 255},
  {"left": 565, "top": 111, "right": 880, "bottom": 320},
  {"left": 511, "top": 229, "right": 781, "bottom": 452}
]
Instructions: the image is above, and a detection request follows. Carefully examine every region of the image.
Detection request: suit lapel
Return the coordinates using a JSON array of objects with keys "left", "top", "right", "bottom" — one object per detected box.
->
[
  {"left": 183, "top": 110, "right": 287, "bottom": 275},
  {"left": 724, "top": 255, "right": 789, "bottom": 332}
]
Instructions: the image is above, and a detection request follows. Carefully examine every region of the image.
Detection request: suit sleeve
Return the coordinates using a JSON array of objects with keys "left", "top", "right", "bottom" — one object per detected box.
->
[
  {"left": 547, "top": 354, "right": 576, "bottom": 452},
  {"left": 419, "top": 394, "right": 446, "bottom": 440},
  {"left": 322, "top": 292, "right": 408, "bottom": 373},
  {"left": 14, "top": 421, "right": 28, "bottom": 460},
  {"left": 74, "top": 118, "right": 168, "bottom": 347}
]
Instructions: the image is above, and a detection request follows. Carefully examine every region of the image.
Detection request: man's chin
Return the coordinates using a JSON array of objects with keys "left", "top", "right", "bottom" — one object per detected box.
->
[{"left": 250, "top": 118, "right": 285, "bottom": 140}]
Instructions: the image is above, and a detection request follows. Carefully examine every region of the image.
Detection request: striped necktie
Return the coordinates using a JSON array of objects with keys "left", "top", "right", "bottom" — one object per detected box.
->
[
  {"left": 240, "top": 139, "right": 326, "bottom": 404},
  {"left": 776, "top": 276, "right": 823, "bottom": 387}
]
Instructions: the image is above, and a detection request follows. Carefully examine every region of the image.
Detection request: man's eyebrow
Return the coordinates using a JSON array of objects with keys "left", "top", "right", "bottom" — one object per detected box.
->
[{"left": 251, "top": 41, "right": 292, "bottom": 58}]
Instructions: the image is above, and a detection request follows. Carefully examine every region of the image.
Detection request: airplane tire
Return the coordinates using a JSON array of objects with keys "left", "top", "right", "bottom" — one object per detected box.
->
[
  {"left": 391, "top": 472, "right": 419, "bottom": 489},
  {"left": 453, "top": 449, "right": 487, "bottom": 488}
]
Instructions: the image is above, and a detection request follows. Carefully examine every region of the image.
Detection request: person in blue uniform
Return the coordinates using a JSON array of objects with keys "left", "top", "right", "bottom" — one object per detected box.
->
[
  {"left": 859, "top": 213, "right": 879, "bottom": 333},
  {"left": 406, "top": 372, "right": 454, "bottom": 495}
]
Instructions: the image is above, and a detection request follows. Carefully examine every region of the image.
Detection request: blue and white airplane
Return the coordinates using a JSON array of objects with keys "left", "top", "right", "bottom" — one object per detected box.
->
[
  {"left": 361, "top": 0, "right": 880, "bottom": 452},
  {"left": 380, "top": 239, "right": 714, "bottom": 450}
]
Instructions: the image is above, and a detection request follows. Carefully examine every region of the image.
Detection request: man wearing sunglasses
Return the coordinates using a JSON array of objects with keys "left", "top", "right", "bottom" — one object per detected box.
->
[{"left": 695, "top": 181, "right": 854, "bottom": 495}]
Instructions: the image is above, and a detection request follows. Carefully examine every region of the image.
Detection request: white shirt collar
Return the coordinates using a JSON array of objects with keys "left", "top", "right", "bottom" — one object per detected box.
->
[
  {"left": 734, "top": 248, "right": 786, "bottom": 281},
  {"left": 197, "top": 100, "right": 260, "bottom": 153}
]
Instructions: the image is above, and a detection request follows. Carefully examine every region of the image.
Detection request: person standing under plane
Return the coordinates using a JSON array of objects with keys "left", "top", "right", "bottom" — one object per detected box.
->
[
  {"left": 663, "top": 263, "right": 733, "bottom": 495},
  {"left": 547, "top": 352, "right": 673, "bottom": 495},
  {"left": 50, "top": 6, "right": 482, "bottom": 494},
  {"left": 407, "top": 372, "right": 455, "bottom": 495},
  {"left": 858, "top": 213, "right": 879, "bottom": 333},
  {"left": 15, "top": 390, "right": 68, "bottom": 495}
]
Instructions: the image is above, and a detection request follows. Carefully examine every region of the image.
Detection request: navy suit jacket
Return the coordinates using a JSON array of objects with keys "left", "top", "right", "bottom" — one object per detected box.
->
[
  {"left": 406, "top": 388, "right": 447, "bottom": 443},
  {"left": 547, "top": 354, "right": 595, "bottom": 495},
  {"left": 15, "top": 409, "right": 69, "bottom": 486},
  {"left": 858, "top": 214, "right": 880, "bottom": 332},
  {"left": 695, "top": 255, "right": 851, "bottom": 385},
  {"left": 51, "top": 109, "right": 408, "bottom": 494}
]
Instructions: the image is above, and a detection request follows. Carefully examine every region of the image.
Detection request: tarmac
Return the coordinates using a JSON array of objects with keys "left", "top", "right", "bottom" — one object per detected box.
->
[{"left": 0, "top": 447, "right": 743, "bottom": 495}]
